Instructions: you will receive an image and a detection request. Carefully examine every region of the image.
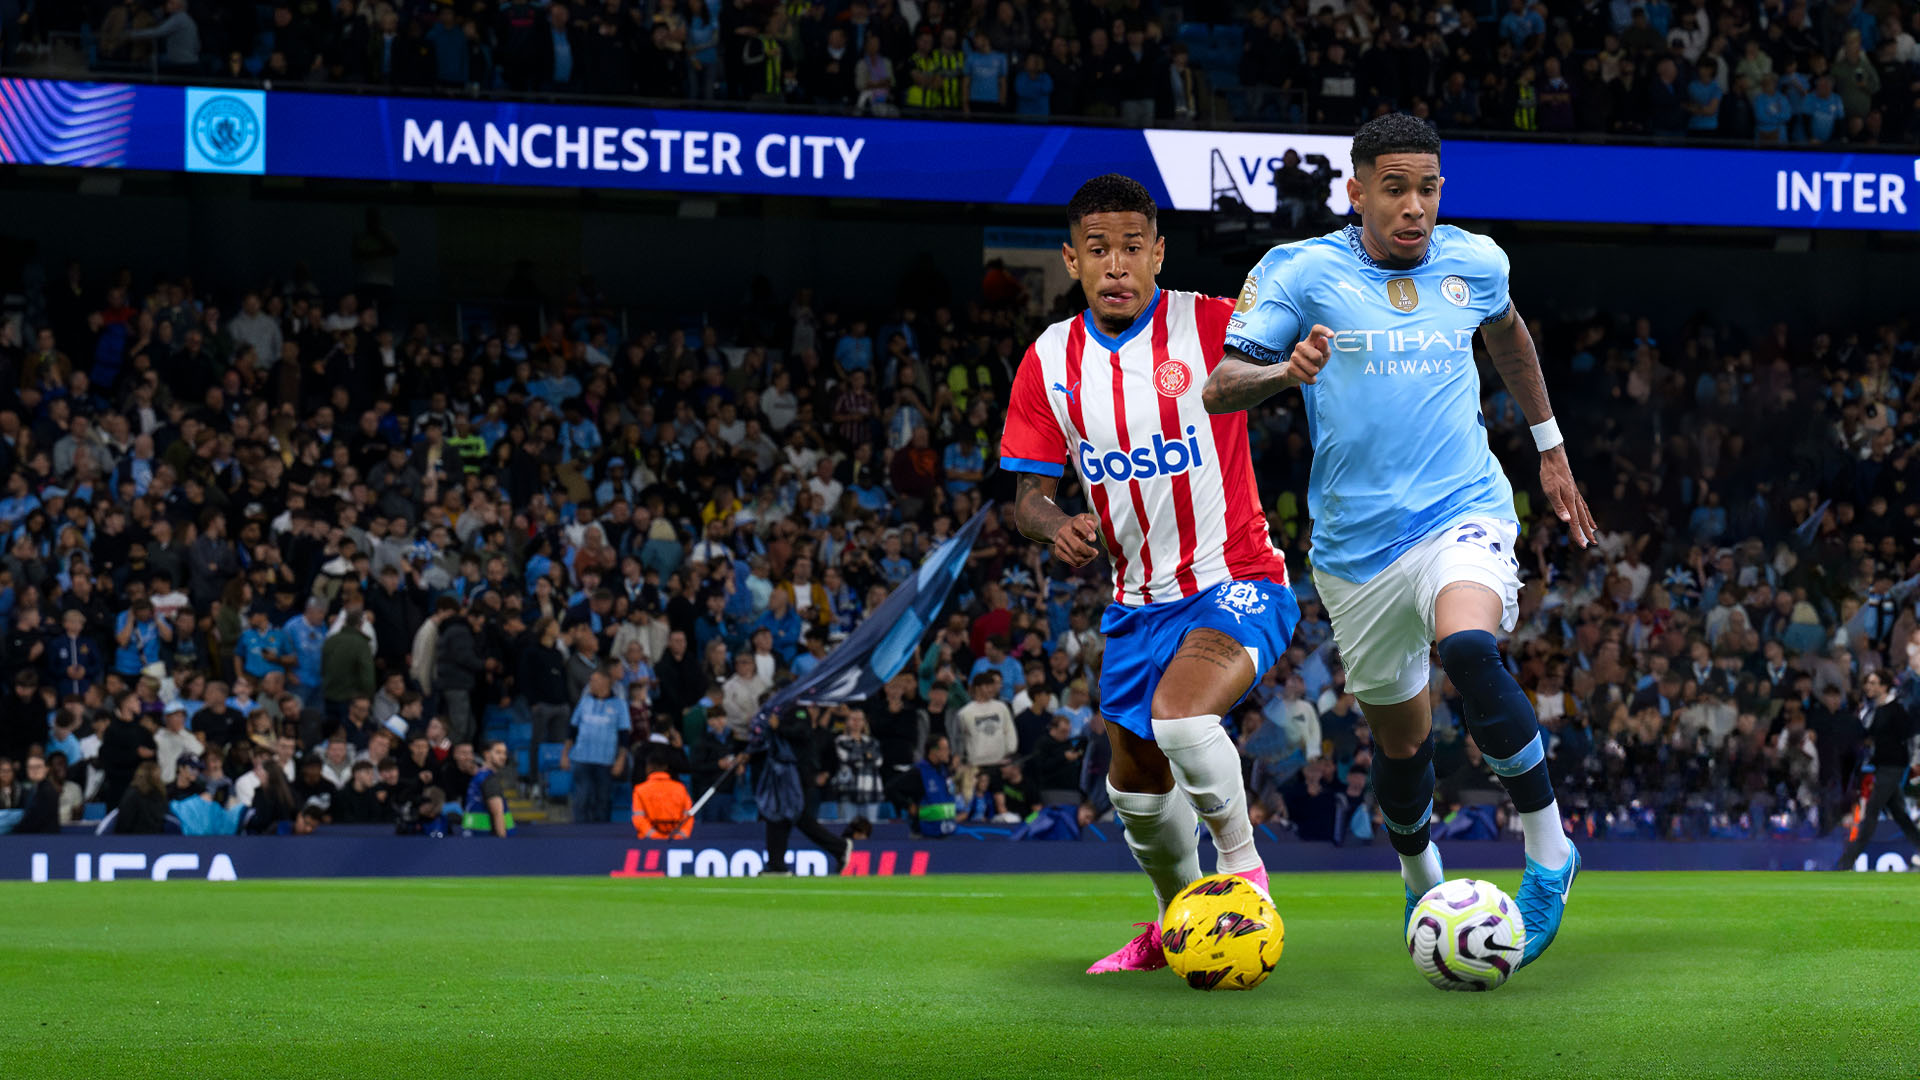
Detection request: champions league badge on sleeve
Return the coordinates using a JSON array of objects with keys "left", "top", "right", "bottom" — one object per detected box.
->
[{"left": 185, "top": 87, "right": 266, "bottom": 174}]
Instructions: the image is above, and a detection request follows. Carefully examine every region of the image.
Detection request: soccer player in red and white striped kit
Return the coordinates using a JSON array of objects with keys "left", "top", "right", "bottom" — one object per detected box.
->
[{"left": 999, "top": 174, "right": 1320, "bottom": 974}]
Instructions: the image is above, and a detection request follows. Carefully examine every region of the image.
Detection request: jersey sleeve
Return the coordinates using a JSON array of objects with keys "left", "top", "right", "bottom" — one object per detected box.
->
[
  {"left": 1194, "top": 295, "right": 1236, "bottom": 369},
  {"left": 998, "top": 345, "right": 1066, "bottom": 477},
  {"left": 1474, "top": 234, "right": 1514, "bottom": 326},
  {"left": 1222, "top": 247, "right": 1303, "bottom": 367}
]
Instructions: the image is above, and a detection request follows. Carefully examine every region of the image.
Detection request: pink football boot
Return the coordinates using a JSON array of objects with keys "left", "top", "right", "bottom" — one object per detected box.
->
[
  {"left": 1086, "top": 923, "right": 1167, "bottom": 974},
  {"left": 1236, "top": 865, "right": 1272, "bottom": 901}
]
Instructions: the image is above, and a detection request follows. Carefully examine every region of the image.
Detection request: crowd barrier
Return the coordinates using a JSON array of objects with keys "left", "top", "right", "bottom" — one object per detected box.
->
[{"left": 3, "top": 824, "right": 1906, "bottom": 881}]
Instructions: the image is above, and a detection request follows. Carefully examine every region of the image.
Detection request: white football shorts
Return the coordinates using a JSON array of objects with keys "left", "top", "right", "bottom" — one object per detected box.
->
[{"left": 1312, "top": 516, "right": 1522, "bottom": 706}]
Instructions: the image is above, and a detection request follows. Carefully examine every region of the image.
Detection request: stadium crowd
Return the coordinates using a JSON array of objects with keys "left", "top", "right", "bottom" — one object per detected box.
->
[
  {"left": 6, "top": 0, "right": 1920, "bottom": 144},
  {"left": 0, "top": 237, "right": 1914, "bottom": 846}
]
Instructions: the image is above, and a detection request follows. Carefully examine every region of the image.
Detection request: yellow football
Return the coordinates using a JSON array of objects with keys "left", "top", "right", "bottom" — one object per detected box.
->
[{"left": 1159, "top": 873, "right": 1285, "bottom": 991}]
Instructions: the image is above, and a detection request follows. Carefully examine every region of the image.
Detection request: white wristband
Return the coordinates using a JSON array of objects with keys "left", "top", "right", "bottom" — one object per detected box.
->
[{"left": 1530, "top": 417, "right": 1564, "bottom": 453}]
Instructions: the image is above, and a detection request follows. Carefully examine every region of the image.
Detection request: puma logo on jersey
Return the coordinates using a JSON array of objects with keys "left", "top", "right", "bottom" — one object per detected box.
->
[
  {"left": 1052, "top": 380, "right": 1080, "bottom": 405},
  {"left": 1333, "top": 281, "right": 1369, "bottom": 300}
]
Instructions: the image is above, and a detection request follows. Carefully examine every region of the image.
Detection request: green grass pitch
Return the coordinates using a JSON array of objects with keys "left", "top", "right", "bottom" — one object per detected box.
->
[{"left": 5, "top": 871, "right": 1914, "bottom": 1079}]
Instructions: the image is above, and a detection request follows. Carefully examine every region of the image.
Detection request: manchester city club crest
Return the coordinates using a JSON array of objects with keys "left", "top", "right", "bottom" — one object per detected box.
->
[
  {"left": 192, "top": 95, "right": 261, "bottom": 167},
  {"left": 1155, "top": 358, "right": 1192, "bottom": 398},
  {"left": 1442, "top": 275, "right": 1472, "bottom": 307},
  {"left": 1214, "top": 581, "right": 1268, "bottom": 623}
]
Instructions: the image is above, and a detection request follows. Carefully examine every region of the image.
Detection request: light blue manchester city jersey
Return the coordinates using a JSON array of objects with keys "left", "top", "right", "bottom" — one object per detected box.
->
[{"left": 1224, "top": 224, "right": 1517, "bottom": 584}]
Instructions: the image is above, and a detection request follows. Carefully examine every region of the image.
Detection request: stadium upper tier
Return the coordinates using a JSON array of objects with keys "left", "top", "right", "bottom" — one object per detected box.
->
[{"left": 3, "top": 0, "right": 1918, "bottom": 150}]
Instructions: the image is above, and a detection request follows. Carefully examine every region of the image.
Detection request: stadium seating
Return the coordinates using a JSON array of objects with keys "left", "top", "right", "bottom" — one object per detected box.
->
[
  {"left": 538, "top": 746, "right": 570, "bottom": 804},
  {"left": 9, "top": 1, "right": 1912, "bottom": 147}
]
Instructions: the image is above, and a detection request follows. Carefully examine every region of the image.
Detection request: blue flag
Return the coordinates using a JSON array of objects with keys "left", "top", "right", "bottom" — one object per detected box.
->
[
  {"left": 1793, "top": 499, "right": 1831, "bottom": 548},
  {"left": 756, "top": 504, "right": 991, "bottom": 723}
]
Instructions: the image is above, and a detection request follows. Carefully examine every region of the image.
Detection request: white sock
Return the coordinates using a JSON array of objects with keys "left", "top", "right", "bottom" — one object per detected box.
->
[
  {"left": 1151, "top": 715, "right": 1261, "bottom": 877},
  {"left": 1107, "top": 782, "right": 1202, "bottom": 919},
  {"left": 1520, "top": 801, "right": 1573, "bottom": 869},
  {"left": 1400, "top": 844, "right": 1445, "bottom": 897}
]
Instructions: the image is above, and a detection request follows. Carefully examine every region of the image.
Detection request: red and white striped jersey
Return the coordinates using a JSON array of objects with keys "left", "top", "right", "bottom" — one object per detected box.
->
[{"left": 999, "top": 288, "right": 1289, "bottom": 607}]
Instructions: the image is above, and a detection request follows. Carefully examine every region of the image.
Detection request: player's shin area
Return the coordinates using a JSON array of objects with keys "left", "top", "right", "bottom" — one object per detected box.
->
[
  {"left": 1135, "top": 629, "right": 1267, "bottom": 878},
  {"left": 1376, "top": 578, "right": 1574, "bottom": 874}
]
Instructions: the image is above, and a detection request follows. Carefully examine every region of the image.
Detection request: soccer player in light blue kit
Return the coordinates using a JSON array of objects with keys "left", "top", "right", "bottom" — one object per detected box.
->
[{"left": 1203, "top": 115, "right": 1598, "bottom": 969}]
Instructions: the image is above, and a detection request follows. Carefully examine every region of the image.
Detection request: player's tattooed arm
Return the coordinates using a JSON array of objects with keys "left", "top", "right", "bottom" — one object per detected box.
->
[
  {"left": 1203, "top": 353, "right": 1290, "bottom": 413},
  {"left": 1012, "top": 471, "right": 1070, "bottom": 541},
  {"left": 1480, "top": 304, "right": 1555, "bottom": 426},
  {"left": 1481, "top": 303, "right": 1599, "bottom": 548},
  {"left": 1013, "top": 472, "right": 1102, "bottom": 568},
  {"left": 1203, "top": 328, "right": 1330, "bottom": 414}
]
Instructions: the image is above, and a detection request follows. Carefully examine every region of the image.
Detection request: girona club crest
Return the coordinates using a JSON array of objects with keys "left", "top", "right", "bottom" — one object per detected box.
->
[
  {"left": 1214, "top": 581, "right": 1268, "bottom": 624},
  {"left": 1155, "top": 358, "right": 1191, "bottom": 398}
]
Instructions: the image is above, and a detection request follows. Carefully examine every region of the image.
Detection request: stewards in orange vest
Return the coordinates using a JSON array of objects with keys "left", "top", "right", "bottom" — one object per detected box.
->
[{"left": 633, "top": 751, "right": 694, "bottom": 839}]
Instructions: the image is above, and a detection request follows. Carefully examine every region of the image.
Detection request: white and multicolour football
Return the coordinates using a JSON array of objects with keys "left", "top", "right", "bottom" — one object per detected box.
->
[{"left": 1406, "top": 878, "right": 1524, "bottom": 991}]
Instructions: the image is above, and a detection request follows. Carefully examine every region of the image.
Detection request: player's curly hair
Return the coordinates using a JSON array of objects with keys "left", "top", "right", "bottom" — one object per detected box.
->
[
  {"left": 1066, "top": 174, "right": 1158, "bottom": 232},
  {"left": 1350, "top": 113, "right": 1442, "bottom": 170}
]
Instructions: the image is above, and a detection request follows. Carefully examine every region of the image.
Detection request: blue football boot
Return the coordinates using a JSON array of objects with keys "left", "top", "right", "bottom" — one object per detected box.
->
[{"left": 1516, "top": 842, "right": 1580, "bottom": 968}]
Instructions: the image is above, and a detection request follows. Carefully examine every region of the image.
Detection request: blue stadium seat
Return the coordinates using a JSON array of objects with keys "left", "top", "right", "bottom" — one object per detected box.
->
[
  {"left": 506, "top": 721, "right": 534, "bottom": 748},
  {"left": 729, "top": 781, "right": 759, "bottom": 823},
  {"left": 514, "top": 747, "right": 530, "bottom": 775},
  {"left": 538, "top": 744, "right": 564, "bottom": 772},
  {"left": 483, "top": 704, "right": 521, "bottom": 728},
  {"left": 82, "top": 802, "right": 105, "bottom": 822},
  {"left": 1211, "top": 24, "right": 1244, "bottom": 54},
  {"left": 818, "top": 800, "right": 839, "bottom": 821},
  {"left": 1178, "top": 22, "right": 1212, "bottom": 46},
  {"left": 545, "top": 770, "right": 572, "bottom": 799},
  {"left": 612, "top": 785, "right": 633, "bottom": 822}
]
